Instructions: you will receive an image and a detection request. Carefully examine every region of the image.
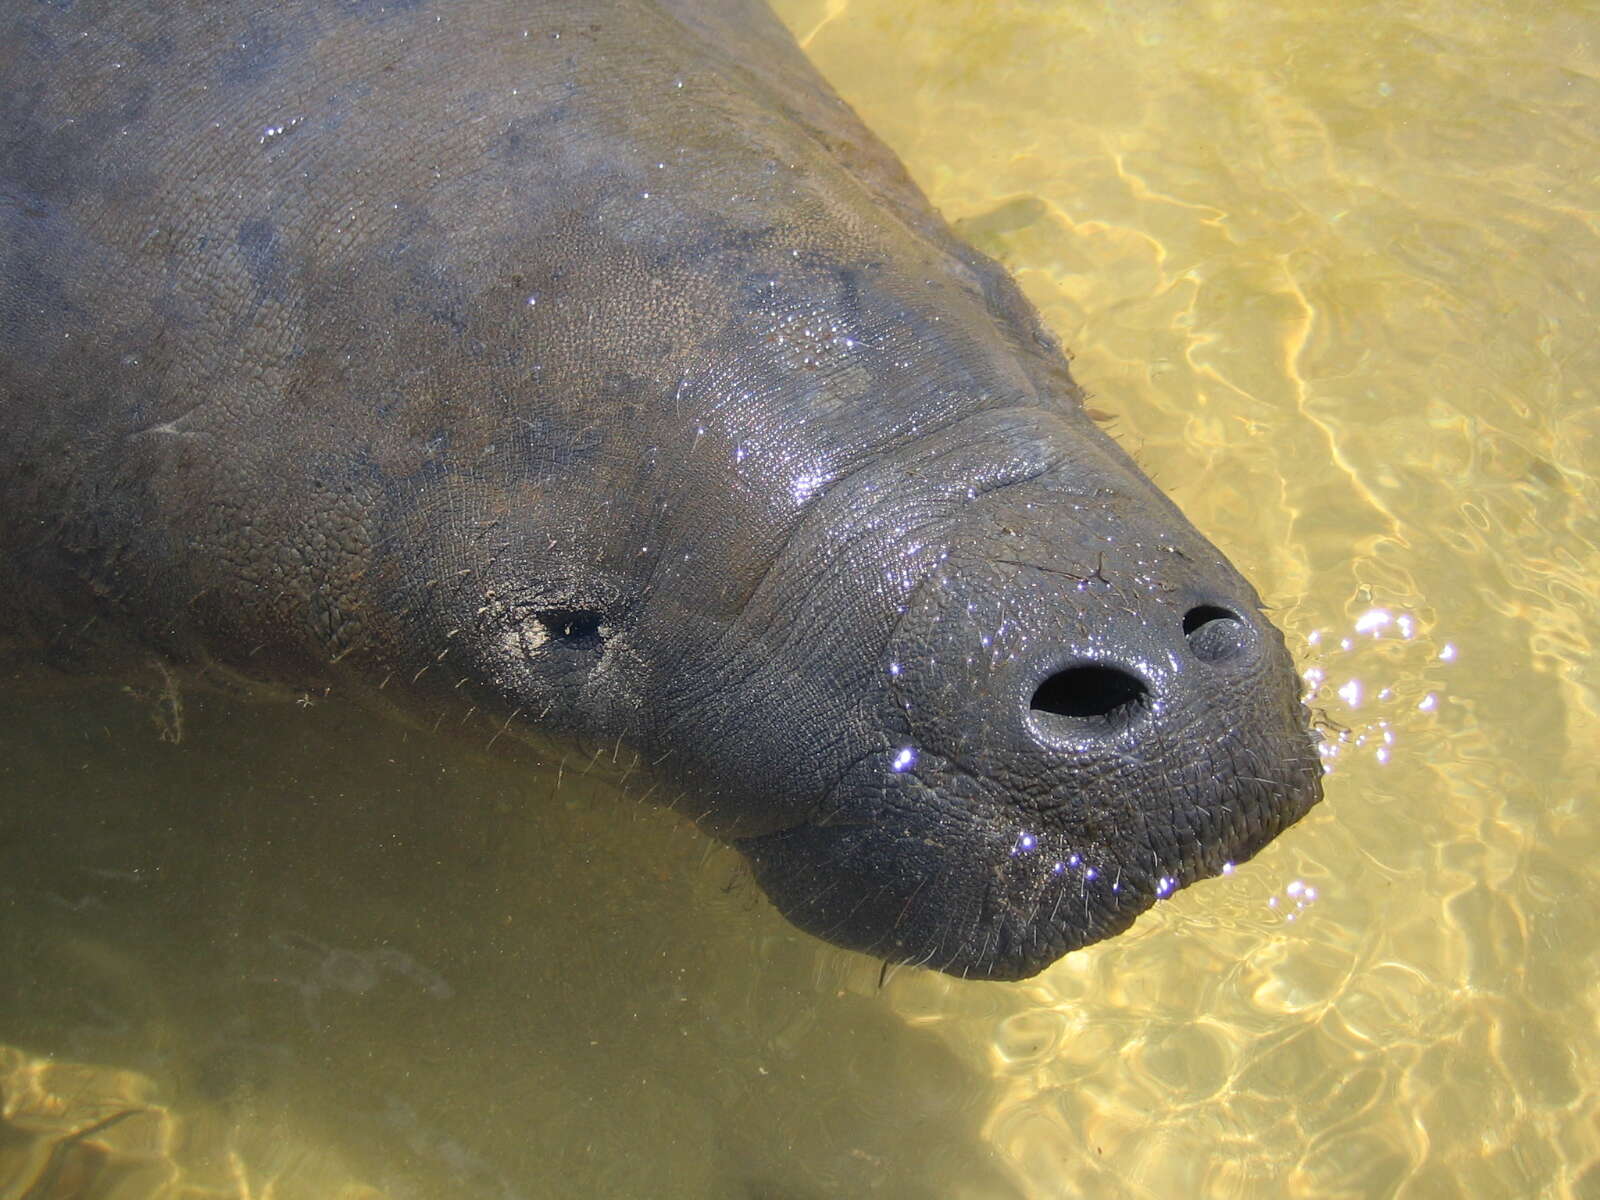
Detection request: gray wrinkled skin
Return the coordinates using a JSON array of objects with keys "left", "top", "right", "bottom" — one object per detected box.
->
[{"left": 0, "top": 0, "right": 1322, "bottom": 979}]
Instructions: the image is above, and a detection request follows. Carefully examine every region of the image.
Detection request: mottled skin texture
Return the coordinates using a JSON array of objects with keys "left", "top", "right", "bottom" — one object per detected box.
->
[{"left": 0, "top": 0, "right": 1322, "bottom": 979}]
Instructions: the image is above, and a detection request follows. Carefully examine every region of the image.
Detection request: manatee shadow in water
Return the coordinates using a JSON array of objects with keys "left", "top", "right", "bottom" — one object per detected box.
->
[{"left": 0, "top": 678, "right": 1024, "bottom": 1199}]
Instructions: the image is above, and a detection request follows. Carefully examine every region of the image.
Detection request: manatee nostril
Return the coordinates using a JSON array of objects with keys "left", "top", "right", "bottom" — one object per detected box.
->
[
  {"left": 1183, "top": 604, "right": 1251, "bottom": 664},
  {"left": 1030, "top": 664, "right": 1148, "bottom": 729}
]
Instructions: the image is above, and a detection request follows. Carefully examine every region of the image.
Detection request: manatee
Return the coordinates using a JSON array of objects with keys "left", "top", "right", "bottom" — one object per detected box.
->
[{"left": 0, "top": 0, "right": 1322, "bottom": 980}]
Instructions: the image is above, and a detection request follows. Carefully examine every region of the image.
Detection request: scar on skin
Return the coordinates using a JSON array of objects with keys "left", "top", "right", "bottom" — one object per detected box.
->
[{"left": 502, "top": 623, "right": 549, "bottom": 661}]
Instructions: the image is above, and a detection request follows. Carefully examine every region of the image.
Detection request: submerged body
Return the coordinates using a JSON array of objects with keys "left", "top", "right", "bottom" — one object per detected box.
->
[{"left": 0, "top": 0, "right": 1322, "bottom": 979}]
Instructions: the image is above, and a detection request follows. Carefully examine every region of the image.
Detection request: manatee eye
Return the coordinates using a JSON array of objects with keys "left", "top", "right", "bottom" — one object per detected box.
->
[
  {"left": 1182, "top": 605, "right": 1250, "bottom": 664},
  {"left": 535, "top": 608, "right": 604, "bottom": 652}
]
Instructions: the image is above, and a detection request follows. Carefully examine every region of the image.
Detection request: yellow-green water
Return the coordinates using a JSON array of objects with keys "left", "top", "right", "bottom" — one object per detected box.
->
[{"left": 3, "top": 1, "right": 1596, "bottom": 1196}]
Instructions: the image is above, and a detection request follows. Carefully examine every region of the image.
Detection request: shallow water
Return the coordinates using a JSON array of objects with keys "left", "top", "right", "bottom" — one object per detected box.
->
[{"left": 3, "top": 0, "right": 1597, "bottom": 1196}]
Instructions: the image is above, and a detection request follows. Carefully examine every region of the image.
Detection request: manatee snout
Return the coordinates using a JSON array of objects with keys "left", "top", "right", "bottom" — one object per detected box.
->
[{"left": 734, "top": 423, "right": 1322, "bottom": 981}]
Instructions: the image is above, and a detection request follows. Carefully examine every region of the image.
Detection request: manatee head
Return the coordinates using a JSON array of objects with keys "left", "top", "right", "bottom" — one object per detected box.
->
[
  {"left": 720, "top": 410, "right": 1324, "bottom": 979},
  {"left": 363, "top": 239, "right": 1322, "bottom": 981},
  {"left": 587, "top": 251, "right": 1327, "bottom": 981},
  {"left": 636, "top": 396, "right": 1322, "bottom": 981}
]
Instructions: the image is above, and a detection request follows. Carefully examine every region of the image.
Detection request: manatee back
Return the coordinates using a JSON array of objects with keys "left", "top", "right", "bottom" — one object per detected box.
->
[{"left": 0, "top": 0, "right": 1046, "bottom": 684}]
